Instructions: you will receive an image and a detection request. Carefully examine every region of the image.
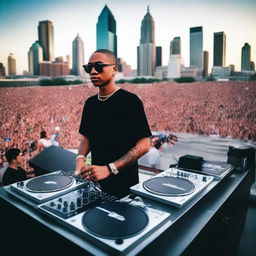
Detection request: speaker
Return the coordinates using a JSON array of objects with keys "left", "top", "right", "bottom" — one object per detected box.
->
[
  {"left": 29, "top": 146, "right": 76, "bottom": 176},
  {"left": 227, "top": 145, "right": 255, "bottom": 172}
]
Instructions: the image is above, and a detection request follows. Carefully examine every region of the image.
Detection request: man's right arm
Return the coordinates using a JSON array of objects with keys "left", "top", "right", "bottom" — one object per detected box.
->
[{"left": 75, "top": 135, "right": 90, "bottom": 172}]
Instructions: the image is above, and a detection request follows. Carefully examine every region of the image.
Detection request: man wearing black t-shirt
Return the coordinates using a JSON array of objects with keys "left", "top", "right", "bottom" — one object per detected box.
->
[
  {"left": 2, "top": 148, "right": 28, "bottom": 186},
  {"left": 75, "top": 49, "right": 151, "bottom": 198}
]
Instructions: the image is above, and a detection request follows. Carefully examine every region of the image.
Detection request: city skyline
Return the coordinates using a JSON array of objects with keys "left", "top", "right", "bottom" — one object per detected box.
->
[{"left": 0, "top": 0, "right": 255, "bottom": 75}]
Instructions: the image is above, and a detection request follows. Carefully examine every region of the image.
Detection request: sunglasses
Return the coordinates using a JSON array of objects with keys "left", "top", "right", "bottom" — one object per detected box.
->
[{"left": 83, "top": 62, "right": 115, "bottom": 73}]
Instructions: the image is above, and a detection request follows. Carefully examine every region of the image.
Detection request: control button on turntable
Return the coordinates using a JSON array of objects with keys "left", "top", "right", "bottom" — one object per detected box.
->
[
  {"left": 202, "top": 176, "right": 207, "bottom": 182},
  {"left": 20, "top": 181, "right": 24, "bottom": 187}
]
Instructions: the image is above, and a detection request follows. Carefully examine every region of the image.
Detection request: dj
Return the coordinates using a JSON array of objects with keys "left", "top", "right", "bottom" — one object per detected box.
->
[{"left": 75, "top": 49, "right": 151, "bottom": 198}]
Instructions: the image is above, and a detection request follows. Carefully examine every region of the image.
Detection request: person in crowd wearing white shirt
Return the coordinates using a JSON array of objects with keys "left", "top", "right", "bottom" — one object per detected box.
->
[{"left": 37, "top": 130, "right": 52, "bottom": 153}]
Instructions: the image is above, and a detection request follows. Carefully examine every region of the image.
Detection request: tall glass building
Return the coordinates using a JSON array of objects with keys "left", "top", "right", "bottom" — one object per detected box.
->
[
  {"left": 8, "top": 53, "right": 16, "bottom": 76},
  {"left": 96, "top": 5, "right": 117, "bottom": 57},
  {"left": 28, "top": 41, "right": 43, "bottom": 75},
  {"left": 190, "top": 26, "right": 203, "bottom": 71},
  {"left": 241, "top": 43, "right": 251, "bottom": 71},
  {"left": 38, "top": 20, "right": 54, "bottom": 61},
  {"left": 203, "top": 51, "right": 209, "bottom": 77},
  {"left": 167, "top": 37, "right": 182, "bottom": 79},
  {"left": 170, "top": 37, "right": 181, "bottom": 55},
  {"left": 156, "top": 46, "right": 162, "bottom": 67},
  {"left": 72, "top": 34, "right": 85, "bottom": 76},
  {"left": 0, "top": 63, "right": 6, "bottom": 76},
  {"left": 213, "top": 32, "right": 226, "bottom": 67},
  {"left": 138, "top": 6, "right": 156, "bottom": 76}
]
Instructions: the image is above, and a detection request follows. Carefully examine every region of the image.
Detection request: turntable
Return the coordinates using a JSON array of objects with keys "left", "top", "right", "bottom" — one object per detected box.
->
[
  {"left": 130, "top": 168, "right": 215, "bottom": 208},
  {"left": 38, "top": 194, "right": 171, "bottom": 255},
  {"left": 9, "top": 171, "right": 89, "bottom": 203}
]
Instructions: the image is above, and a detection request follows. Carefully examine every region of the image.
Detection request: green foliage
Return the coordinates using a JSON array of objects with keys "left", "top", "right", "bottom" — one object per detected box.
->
[
  {"left": 72, "top": 79, "right": 83, "bottom": 84},
  {"left": 174, "top": 77, "right": 196, "bottom": 83},
  {"left": 39, "top": 79, "right": 54, "bottom": 86},
  {"left": 249, "top": 73, "right": 256, "bottom": 81},
  {"left": 39, "top": 78, "right": 83, "bottom": 86},
  {"left": 206, "top": 76, "right": 215, "bottom": 81},
  {"left": 52, "top": 78, "right": 68, "bottom": 85},
  {"left": 116, "top": 77, "right": 161, "bottom": 84}
]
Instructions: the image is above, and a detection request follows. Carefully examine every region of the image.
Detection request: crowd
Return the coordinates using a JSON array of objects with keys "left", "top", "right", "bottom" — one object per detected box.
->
[{"left": 0, "top": 81, "right": 255, "bottom": 174}]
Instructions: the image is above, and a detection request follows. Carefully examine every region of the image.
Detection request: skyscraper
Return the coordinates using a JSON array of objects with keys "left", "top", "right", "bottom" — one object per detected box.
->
[
  {"left": 156, "top": 46, "right": 162, "bottom": 67},
  {"left": 72, "top": 34, "right": 85, "bottom": 76},
  {"left": 241, "top": 43, "right": 251, "bottom": 71},
  {"left": 38, "top": 20, "right": 54, "bottom": 61},
  {"left": 203, "top": 51, "right": 209, "bottom": 77},
  {"left": 170, "top": 37, "right": 181, "bottom": 55},
  {"left": 8, "top": 53, "right": 16, "bottom": 76},
  {"left": 190, "top": 26, "right": 203, "bottom": 71},
  {"left": 96, "top": 5, "right": 117, "bottom": 57},
  {"left": 0, "top": 63, "right": 6, "bottom": 76},
  {"left": 167, "top": 37, "right": 182, "bottom": 79},
  {"left": 28, "top": 41, "right": 43, "bottom": 75},
  {"left": 250, "top": 61, "right": 255, "bottom": 71},
  {"left": 213, "top": 32, "right": 226, "bottom": 66},
  {"left": 137, "top": 6, "right": 156, "bottom": 76}
]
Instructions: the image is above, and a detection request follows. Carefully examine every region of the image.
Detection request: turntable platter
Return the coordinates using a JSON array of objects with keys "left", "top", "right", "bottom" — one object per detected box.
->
[
  {"left": 25, "top": 174, "right": 73, "bottom": 193},
  {"left": 82, "top": 202, "right": 149, "bottom": 239},
  {"left": 143, "top": 176, "right": 195, "bottom": 196}
]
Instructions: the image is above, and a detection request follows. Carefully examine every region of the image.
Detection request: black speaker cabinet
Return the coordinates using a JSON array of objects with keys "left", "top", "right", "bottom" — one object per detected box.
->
[{"left": 29, "top": 146, "right": 76, "bottom": 176}]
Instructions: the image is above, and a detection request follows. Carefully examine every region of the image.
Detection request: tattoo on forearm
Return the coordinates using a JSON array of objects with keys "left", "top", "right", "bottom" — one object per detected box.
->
[
  {"left": 78, "top": 137, "right": 90, "bottom": 155},
  {"left": 115, "top": 146, "right": 142, "bottom": 170}
]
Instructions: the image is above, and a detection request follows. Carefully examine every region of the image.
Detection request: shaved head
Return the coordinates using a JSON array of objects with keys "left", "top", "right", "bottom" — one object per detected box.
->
[{"left": 93, "top": 49, "right": 117, "bottom": 65}]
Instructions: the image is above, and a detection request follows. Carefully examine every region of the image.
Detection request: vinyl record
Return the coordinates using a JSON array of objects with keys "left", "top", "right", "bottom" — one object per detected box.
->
[
  {"left": 25, "top": 174, "right": 73, "bottom": 193},
  {"left": 82, "top": 202, "right": 148, "bottom": 239},
  {"left": 143, "top": 176, "right": 195, "bottom": 196}
]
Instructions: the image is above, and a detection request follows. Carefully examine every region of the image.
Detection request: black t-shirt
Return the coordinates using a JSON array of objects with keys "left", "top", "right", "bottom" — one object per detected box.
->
[
  {"left": 79, "top": 89, "right": 151, "bottom": 198},
  {"left": 2, "top": 166, "right": 27, "bottom": 186}
]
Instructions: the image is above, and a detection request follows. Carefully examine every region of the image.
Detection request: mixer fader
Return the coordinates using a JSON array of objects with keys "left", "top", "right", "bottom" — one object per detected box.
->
[{"left": 40, "top": 184, "right": 117, "bottom": 219}]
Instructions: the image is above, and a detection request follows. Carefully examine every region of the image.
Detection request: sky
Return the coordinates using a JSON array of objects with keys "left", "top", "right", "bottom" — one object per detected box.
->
[{"left": 0, "top": 0, "right": 256, "bottom": 75}]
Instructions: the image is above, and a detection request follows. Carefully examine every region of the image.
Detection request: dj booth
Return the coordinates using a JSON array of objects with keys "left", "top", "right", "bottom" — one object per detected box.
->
[{"left": 0, "top": 146, "right": 255, "bottom": 256}]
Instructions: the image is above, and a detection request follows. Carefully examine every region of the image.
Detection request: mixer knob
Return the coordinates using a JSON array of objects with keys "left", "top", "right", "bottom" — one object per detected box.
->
[
  {"left": 83, "top": 197, "right": 89, "bottom": 205},
  {"left": 63, "top": 201, "right": 68, "bottom": 207},
  {"left": 50, "top": 201, "right": 55, "bottom": 207},
  {"left": 77, "top": 197, "right": 82, "bottom": 207},
  {"left": 58, "top": 198, "right": 62, "bottom": 202},
  {"left": 57, "top": 204, "right": 61, "bottom": 210},
  {"left": 62, "top": 207, "right": 68, "bottom": 213},
  {"left": 70, "top": 202, "right": 76, "bottom": 211}
]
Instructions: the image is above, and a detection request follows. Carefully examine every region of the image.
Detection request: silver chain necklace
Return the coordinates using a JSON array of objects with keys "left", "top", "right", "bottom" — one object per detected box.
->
[{"left": 97, "top": 87, "right": 120, "bottom": 101}]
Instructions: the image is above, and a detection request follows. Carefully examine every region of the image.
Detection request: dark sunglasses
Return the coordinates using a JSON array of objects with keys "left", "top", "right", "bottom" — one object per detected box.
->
[{"left": 83, "top": 62, "right": 115, "bottom": 73}]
